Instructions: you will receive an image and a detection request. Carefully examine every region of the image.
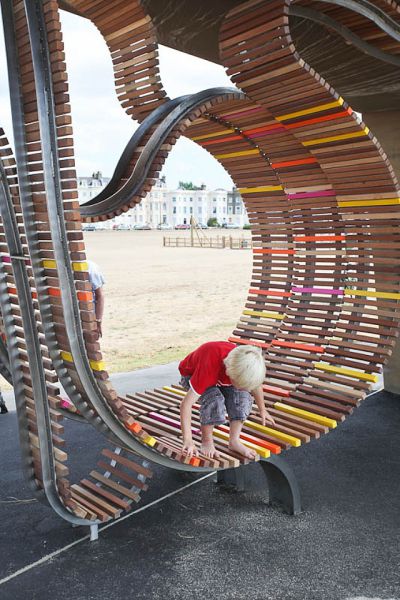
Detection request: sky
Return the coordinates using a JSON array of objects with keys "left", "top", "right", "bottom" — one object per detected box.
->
[{"left": 0, "top": 10, "right": 235, "bottom": 190}]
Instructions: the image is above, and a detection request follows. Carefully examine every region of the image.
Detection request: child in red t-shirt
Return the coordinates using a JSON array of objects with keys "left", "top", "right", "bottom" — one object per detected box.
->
[{"left": 179, "top": 341, "right": 274, "bottom": 460}]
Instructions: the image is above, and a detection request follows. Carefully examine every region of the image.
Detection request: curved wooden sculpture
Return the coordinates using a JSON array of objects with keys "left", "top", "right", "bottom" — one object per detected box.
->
[{"left": 1, "top": 0, "right": 400, "bottom": 533}]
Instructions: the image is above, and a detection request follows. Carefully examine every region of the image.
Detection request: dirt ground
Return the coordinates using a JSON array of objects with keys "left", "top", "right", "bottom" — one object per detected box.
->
[{"left": 84, "top": 229, "right": 252, "bottom": 373}]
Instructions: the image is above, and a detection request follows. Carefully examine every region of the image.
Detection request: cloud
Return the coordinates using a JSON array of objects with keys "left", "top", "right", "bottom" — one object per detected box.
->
[{"left": 158, "top": 45, "right": 232, "bottom": 98}]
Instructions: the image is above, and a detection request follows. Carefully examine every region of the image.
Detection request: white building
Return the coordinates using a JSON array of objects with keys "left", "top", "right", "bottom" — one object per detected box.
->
[
  {"left": 78, "top": 171, "right": 111, "bottom": 203},
  {"left": 227, "top": 189, "right": 248, "bottom": 227},
  {"left": 78, "top": 173, "right": 249, "bottom": 228}
]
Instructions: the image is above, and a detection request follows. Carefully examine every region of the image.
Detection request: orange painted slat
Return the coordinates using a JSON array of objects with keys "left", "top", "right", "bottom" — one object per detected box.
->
[
  {"left": 249, "top": 288, "right": 292, "bottom": 298},
  {"left": 253, "top": 249, "right": 295, "bottom": 255},
  {"left": 217, "top": 424, "right": 281, "bottom": 454},
  {"left": 271, "top": 340, "right": 325, "bottom": 353},
  {"left": 127, "top": 421, "right": 143, "bottom": 434},
  {"left": 263, "top": 384, "right": 291, "bottom": 397},
  {"left": 294, "top": 234, "right": 345, "bottom": 242},
  {"left": 228, "top": 337, "right": 269, "bottom": 349},
  {"left": 48, "top": 287, "right": 61, "bottom": 297},
  {"left": 77, "top": 291, "right": 93, "bottom": 302},
  {"left": 48, "top": 287, "right": 92, "bottom": 302},
  {"left": 285, "top": 108, "right": 353, "bottom": 129},
  {"left": 271, "top": 157, "right": 318, "bottom": 168}
]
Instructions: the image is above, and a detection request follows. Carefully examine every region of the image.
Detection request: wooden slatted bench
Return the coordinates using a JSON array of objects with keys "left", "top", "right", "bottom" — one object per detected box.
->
[{"left": 1, "top": 0, "right": 400, "bottom": 538}]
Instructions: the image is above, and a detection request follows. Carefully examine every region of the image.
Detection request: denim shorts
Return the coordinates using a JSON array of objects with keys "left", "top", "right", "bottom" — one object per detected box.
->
[{"left": 180, "top": 376, "right": 253, "bottom": 426}]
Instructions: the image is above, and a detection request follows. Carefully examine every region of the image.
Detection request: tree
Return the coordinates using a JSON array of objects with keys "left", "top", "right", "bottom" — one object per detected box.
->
[
  {"left": 207, "top": 217, "right": 219, "bottom": 227},
  {"left": 178, "top": 181, "right": 200, "bottom": 190}
]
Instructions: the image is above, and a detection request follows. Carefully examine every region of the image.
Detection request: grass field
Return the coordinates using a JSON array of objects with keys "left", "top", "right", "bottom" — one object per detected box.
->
[{"left": 84, "top": 229, "right": 252, "bottom": 372}]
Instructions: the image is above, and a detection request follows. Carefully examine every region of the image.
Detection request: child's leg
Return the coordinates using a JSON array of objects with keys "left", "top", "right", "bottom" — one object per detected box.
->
[
  {"left": 222, "top": 388, "right": 256, "bottom": 460},
  {"left": 199, "top": 387, "right": 226, "bottom": 458},
  {"left": 200, "top": 424, "right": 218, "bottom": 458},
  {"left": 228, "top": 420, "right": 256, "bottom": 460}
]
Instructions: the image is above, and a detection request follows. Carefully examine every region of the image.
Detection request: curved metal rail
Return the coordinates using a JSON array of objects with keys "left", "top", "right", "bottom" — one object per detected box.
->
[
  {"left": 315, "top": 0, "right": 400, "bottom": 41},
  {"left": 0, "top": 151, "right": 91, "bottom": 526},
  {"left": 80, "top": 97, "right": 185, "bottom": 209},
  {"left": 80, "top": 88, "right": 245, "bottom": 219},
  {"left": 290, "top": 5, "right": 400, "bottom": 67}
]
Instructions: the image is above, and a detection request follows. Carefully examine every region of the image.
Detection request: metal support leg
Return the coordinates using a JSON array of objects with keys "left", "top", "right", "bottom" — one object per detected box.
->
[
  {"left": 259, "top": 456, "right": 302, "bottom": 515},
  {"left": 217, "top": 456, "right": 302, "bottom": 515},
  {"left": 90, "top": 524, "right": 99, "bottom": 542}
]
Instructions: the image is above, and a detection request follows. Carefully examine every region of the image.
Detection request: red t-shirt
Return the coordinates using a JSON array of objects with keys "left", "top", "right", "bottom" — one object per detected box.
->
[{"left": 179, "top": 341, "right": 236, "bottom": 396}]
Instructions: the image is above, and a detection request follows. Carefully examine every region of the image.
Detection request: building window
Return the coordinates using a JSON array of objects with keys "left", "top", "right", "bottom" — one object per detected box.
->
[
  {"left": 189, "top": 207, "right": 193, "bottom": 214},
  {"left": 213, "top": 207, "right": 217, "bottom": 214},
  {"left": 173, "top": 207, "right": 176, "bottom": 214}
]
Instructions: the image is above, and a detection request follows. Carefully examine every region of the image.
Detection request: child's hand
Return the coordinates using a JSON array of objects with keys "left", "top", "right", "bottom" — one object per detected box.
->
[
  {"left": 260, "top": 410, "right": 275, "bottom": 427},
  {"left": 182, "top": 439, "right": 198, "bottom": 457}
]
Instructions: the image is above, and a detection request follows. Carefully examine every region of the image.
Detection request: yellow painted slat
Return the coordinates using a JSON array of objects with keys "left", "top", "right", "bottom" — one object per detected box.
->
[
  {"left": 215, "top": 149, "right": 259, "bottom": 159},
  {"left": 61, "top": 351, "right": 105, "bottom": 371},
  {"left": 213, "top": 429, "right": 270, "bottom": 458},
  {"left": 60, "top": 350, "right": 73, "bottom": 362},
  {"left": 315, "top": 362, "right": 378, "bottom": 382},
  {"left": 274, "top": 402, "right": 337, "bottom": 428},
  {"left": 72, "top": 261, "right": 88, "bottom": 272},
  {"left": 303, "top": 128, "right": 369, "bottom": 147},
  {"left": 43, "top": 259, "right": 56, "bottom": 269},
  {"left": 243, "top": 309, "right": 284, "bottom": 320},
  {"left": 276, "top": 98, "right": 344, "bottom": 121},
  {"left": 339, "top": 198, "right": 400, "bottom": 208},
  {"left": 89, "top": 359, "right": 106, "bottom": 371},
  {"left": 245, "top": 419, "right": 301, "bottom": 447},
  {"left": 42, "top": 259, "right": 89, "bottom": 271},
  {"left": 238, "top": 185, "right": 283, "bottom": 194},
  {"left": 344, "top": 289, "right": 400, "bottom": 300},
  {"left": 43, "top": 260, "right": 89, "bottom": 272},
  {"left": 191, "top": 128, "right": 235, "bottom": 141},
  {"left": 142, "top": 435, "right": 157, "bottom": 447},
  {"left": 163, "top": 386, "right": 186, "bottom": 396}
]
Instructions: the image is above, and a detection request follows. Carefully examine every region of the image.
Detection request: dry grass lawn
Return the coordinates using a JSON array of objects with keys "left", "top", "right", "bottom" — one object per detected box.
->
[{"left": 84, "top": 229, "right": 253, "bottom": 373}]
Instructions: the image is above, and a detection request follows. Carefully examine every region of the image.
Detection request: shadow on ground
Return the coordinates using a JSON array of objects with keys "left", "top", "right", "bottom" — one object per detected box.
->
[{"left": 0, "top": 390, "right": 399, "bottom": 600}]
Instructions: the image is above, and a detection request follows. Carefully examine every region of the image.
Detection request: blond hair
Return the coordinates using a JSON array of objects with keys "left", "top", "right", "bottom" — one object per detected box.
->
[{"left": 224, "top": 345, "right": 266, "bottom": 392}]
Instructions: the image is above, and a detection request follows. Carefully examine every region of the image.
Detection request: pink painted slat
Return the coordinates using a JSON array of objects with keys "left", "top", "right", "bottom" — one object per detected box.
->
[{"left": 148, "top": 412, "right": 200, "bottom": 435}]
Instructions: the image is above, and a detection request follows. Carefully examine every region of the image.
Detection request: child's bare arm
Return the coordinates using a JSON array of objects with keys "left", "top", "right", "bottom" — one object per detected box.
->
[
  {"left": 252, "top": 385, "right": 275, "bottom": 426},
  {"left": 180, "top": 388, "right": 199, "bottom": 456}
]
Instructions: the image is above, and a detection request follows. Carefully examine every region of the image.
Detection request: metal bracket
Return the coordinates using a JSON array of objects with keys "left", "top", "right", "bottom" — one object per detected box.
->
[{"left": 217, "top": 455, "right": 302, "bottom": 515}]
